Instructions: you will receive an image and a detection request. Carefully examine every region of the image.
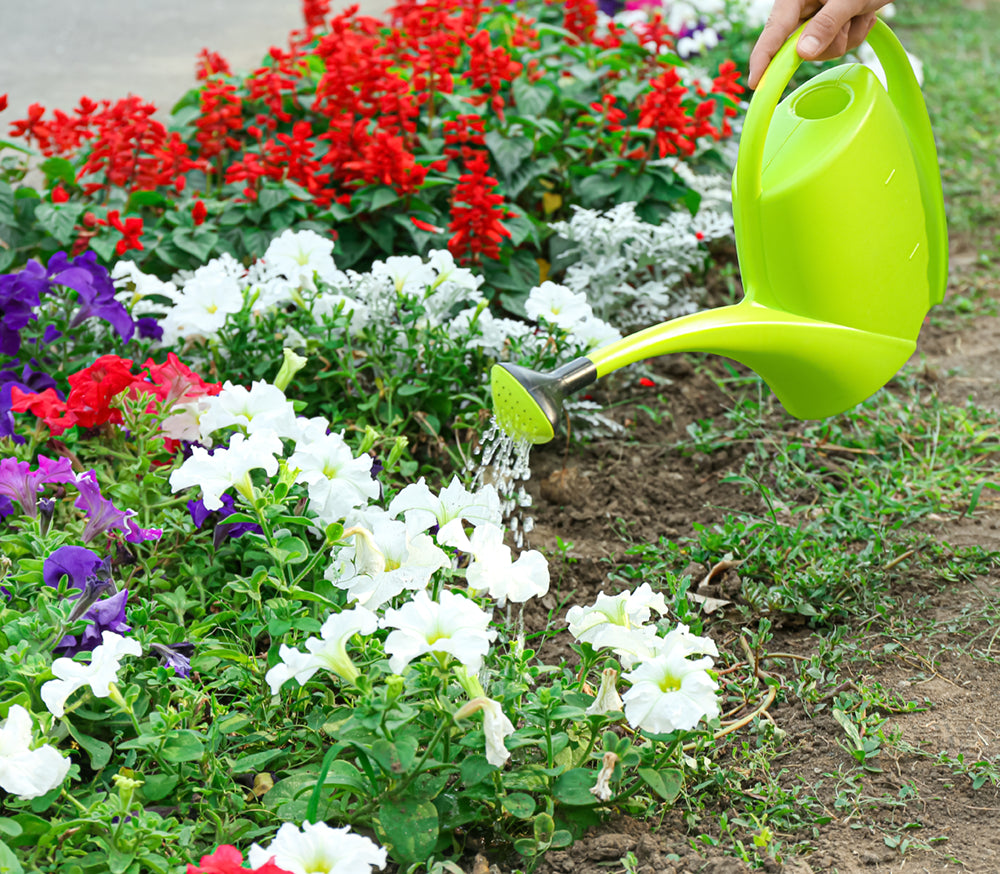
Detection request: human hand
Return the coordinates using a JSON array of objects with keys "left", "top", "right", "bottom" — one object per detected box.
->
[{"left": 748, "top": 0, "right": 894, "bottom": 89}]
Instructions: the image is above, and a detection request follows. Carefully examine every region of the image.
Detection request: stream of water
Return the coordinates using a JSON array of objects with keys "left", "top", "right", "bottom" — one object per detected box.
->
[{"left": 468, "top": 419, "right": 535, "bottom": 550}]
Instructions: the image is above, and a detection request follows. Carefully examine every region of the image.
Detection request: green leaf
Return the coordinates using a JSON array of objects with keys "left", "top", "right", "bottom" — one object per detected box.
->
[
  {"left": 64, "top": 721, "right": 112, "bottom": 770},
  {"left": 395, "top": 382, "right": 427, "bottom": 397},
  {"left": 258, "top": 187, "right": 293, "bottom": 213},
  {"left": 360, "top": 219, "right": 395, "bottom": 254},
  {"left": 502, "top": 792, "right": 536, "bottom": 819},
  {"left": 159, "top": 730, "right": 206, "bottom": 763},
  {"left": 172, "top": 227, "right": 219, "bottom": 261},
  {"left": 141, "top": 774, "right": 179, "bottom": 803},
  {"left": 371, "top": 736, "right": 419, "bottom": 775},
  {"left": 0, "top": 822, "right": 18, "bottom": 839},
  {"left": 39, "top": 157, "right": 76, "bottom": 187},
  {"left": 0, "top": 181, "right": 15, "bottom": 224},
  {"left": 485, "top": 130, "right": 534, "bottom": 179},
  {"left": 460, "top": 755, "right": 495, "bottom": 787},
  {"left": 552, "top": 768, "right": 598, "bottom": 806},
  {"left": 378, "top": 797, "right": 440, "bottom": 865},
  {"left": 637, "top": 767, "right": 682, "bottom": 802},
  {"left": 366, "top": 186, "right": 400, "bottom": 212},
  {"left": 617, "top": 173, "right": 653, "bottom": 204},
  {"left": 0, "top": 840, "right": 24, "bottom": 874},
  {"left": 35, "top": 202, "right": 86, "bottom": 246},
  {"left": 322, "top": 760, "right": 369, "bottom": 794},
  {"left": 577, "top": 172, "right": 622, "bottom": 205},
  {"left": 127, "top": 190, "right": 170, "bottom": 209},
  {"left": 511, "top": 78, "right": 553, "bottom": 117}
]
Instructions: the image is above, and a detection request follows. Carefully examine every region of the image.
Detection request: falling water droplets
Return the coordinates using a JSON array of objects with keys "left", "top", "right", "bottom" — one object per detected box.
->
[{"left": 469, "top": 418, "right": 535, "bottom": 549}]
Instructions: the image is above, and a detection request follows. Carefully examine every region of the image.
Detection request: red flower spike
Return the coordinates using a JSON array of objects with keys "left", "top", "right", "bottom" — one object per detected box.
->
[
  {"left": 51, "top": 184, "right": 70, "bottom": 204},
  {"left": 410, "top": 216, "right": 443, "bottom": 233},
  {"left": 191, "top": 200, "right": 208, "bottom": 226}
]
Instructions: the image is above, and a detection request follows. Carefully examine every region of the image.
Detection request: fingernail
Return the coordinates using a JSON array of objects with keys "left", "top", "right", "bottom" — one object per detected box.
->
[{"left": 798, "top": 35, "right": 820, "bottom": 57}]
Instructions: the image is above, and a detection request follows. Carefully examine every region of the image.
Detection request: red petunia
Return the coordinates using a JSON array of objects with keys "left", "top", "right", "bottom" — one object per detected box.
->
[{"left": 186, "top": 843, "right": 293, "bottom": 874}]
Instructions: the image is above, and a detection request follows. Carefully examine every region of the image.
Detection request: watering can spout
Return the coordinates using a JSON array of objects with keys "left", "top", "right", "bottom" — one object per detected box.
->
[
  {"left": 490, "top": 19, "right": 946, "bottom": 446},
  {"left": 490, "top": 301, "right": 916, "bottom": 444}
]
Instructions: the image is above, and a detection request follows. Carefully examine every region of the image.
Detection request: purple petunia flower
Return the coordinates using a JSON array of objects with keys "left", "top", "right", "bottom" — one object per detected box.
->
[
  {"left": 43, "top": 544, "right": 105, "bottom": 589},
  {"left": 74, "top": 470, "right": 129, "bottom": 543},
  {"left": 0, "top": 251, "right": 135, "bottom": 359},
  {"left": 43, "top": 545, "right": 131, "bottom": 656},
  {"left": 73, "top": 469, "right": 162, "bottom": 544},
  {"left": 136, "top": 317, "right": 163, "bottom": 341},
  {"left": 0, "top": 455, "right": 76, "bottom": 517},
  {"left": 57, "top": 588, "right": 131, "bottom": 656},
  {"left": 187, "top": 494, "right": 262, "bottom": 547},
  {"left": 0, "top": 261, "right": 50, "bottom": 357},
  {"left": 53, "top": 251, "right": 135, "bottom": 345},
  {"left": 149, "top": 641, "right": 194, "bottom": 678}
]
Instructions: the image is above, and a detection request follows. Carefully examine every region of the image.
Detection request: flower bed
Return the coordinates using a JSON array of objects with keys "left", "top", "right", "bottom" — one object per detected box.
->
[{"left": 0, "top": 1, "right": 782, "bottom": 871}]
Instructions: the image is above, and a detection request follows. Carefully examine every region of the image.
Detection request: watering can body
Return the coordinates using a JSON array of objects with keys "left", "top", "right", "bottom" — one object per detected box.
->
[{"left": 491, "top": 20, "right": 947, "bottom": 444}]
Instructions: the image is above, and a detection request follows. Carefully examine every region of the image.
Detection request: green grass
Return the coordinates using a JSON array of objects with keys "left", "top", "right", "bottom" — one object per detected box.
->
[{"left": 896, "top": 1, "right": 1000, "bottom": 246}]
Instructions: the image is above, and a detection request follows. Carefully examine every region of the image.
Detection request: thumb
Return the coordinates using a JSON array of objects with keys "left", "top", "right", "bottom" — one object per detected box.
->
[{"left": 796, "top": 0, "right": 856, "bottom": 58}]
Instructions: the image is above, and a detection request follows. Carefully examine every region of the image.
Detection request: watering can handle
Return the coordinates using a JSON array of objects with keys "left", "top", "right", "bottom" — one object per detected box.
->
[{"left": 734, "top": 18, "right": 947, "bottom": 303}]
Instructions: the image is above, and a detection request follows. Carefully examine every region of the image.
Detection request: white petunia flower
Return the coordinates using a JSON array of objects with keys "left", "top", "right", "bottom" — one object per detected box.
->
[
  {"left": 169, "top": 429, "right": 284, "bottom": 511},
  {"left": 525, "top": 281, "right": 594, "bottom": 332},
  {"left": 247, "top": 820, "right": 387, "bottom": 874},
  {"left": 287, "top": 432, "right": 380, "bottom": 526},
  {"left": 388, "top": 476, "right": 501, "bottom": 545},
  {"left": 569, "top": 317, "right": 622, "bottom": 350},
  {"left": 370, "top": 254, "right": 436, "bottom": 295},
  {"left": 590, "top": 751, "right": 620, "bottom": 802},
  {"left": 566, "top": 583, "right": 669, "bottom": 667},
  {"left": 263, "top": 229, "right": 344, "bottom": 290},
  {"left": 157, "top": 257, "right": 245, "bottom": 345},
  {"left": 382, "top": 589, "right": 496, "bottom": 674},
  {"left": 198, "top": 380, "right": 300, "bottom": 442},
  {"left": 41, "top": 631, "right": 143, "bottom": 718},
  {"left": 465, "top": 523, "right": 550, "bottom": 608},
  {"left": 265, "top": 606, "right": 379, "bottom": 692},
  {"left": 325, "top": 518, "right": 449, "bottom": 610},
  {"left": 621, "top": 649, "right": 720, "bottom": 734},
  {"left": 457, "top": 697, "right": 516, "bottom": 767},
  {"left": 586, "top": 667, "right": 624, "bottom": 716},
  {"left": 0, "top": 705, "right": 72, "bottom": 799}
]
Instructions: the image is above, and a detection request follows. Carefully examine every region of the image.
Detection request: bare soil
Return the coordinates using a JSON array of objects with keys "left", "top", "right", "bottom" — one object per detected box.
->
[{"left": 517, "top": 253, "right": 1000, "bottom": 873}]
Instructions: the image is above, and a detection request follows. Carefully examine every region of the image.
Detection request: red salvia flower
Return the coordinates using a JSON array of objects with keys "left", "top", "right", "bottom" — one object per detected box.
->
[
  {"left": 637, "top": 67, "right": 700, "bottom": 158},
  {"left": 447, "top": 150, "right": 511, "bottom": 263},
  {"left": 195, "top": 48, "right": 233, "bottom": 80},
  {"left": 191, "top": 200, "right": 208, "bottom": 226},
  {"left": 105, "top": 210, "right": 145, "bottom": 256}
]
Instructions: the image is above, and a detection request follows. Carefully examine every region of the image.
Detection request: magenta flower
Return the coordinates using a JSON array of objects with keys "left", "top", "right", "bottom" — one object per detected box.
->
[{"left": 0, "top": 455, "right": 75, "bottom": 517}]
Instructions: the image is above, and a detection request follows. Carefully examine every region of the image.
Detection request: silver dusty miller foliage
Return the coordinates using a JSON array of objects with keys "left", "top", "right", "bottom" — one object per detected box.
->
[{"left": 549, "top": 167, "right": 734, "bottom": 330}]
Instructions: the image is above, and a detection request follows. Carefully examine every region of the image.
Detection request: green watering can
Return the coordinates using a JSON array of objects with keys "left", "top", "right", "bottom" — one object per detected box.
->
[{"left": 491, "top": 18, "right": 948, "bottom": 444}]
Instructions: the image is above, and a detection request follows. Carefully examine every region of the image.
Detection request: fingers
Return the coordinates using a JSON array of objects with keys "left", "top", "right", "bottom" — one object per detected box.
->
[
  {"left": 797, "top": 0, "right": 869, "bottom": 59},
  {"left": 845, "top": 11, "right": 878, "bottom": 52},
  {"left": 748, "top": 1, "right": 818, "bottom": 88}
]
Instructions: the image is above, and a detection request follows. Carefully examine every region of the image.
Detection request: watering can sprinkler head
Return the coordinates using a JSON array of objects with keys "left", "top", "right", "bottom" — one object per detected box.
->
[
  {"left": 490, "top": 358, "right": 597, "bottom": 444},
  {"left": 490, "top": 19, "right": 947, "bottom": 446}
]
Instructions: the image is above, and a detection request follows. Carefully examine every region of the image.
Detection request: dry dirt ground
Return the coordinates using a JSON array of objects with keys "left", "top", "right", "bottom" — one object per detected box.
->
[{"left": 513, "top": 249, "right": 1000, "bottom": 873}]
